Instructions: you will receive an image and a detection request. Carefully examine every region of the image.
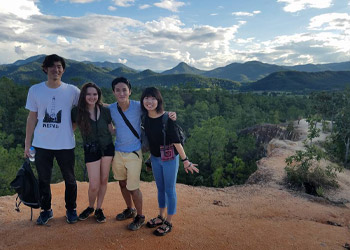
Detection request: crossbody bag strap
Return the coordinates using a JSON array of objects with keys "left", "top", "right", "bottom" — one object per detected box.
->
[
  {"left": 162, "top": 112, "right": 169, "bottom": 146},
  {"left": 117, "top": 103, "right": 140, "bottom": 139}
]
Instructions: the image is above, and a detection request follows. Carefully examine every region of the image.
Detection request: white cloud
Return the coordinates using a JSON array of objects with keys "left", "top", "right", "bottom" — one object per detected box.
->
[
  {"left": 0, "top": 0, "right": 41, "bottom": 18},
  {"left": 57, "top": 36, "right": 70, "bottom": 45},
  {"left": 144, "top": 16, "right": 239, "bottom": 44},
  {"left": 112, "top": 0, "right": 134, "bottom": 7},
  {"left": 232, "top": 12, "right": 253, "bottom": 17},
  {"left": 67, "top": 0, "right": 96, "bottom": 3},
  {"left": 139, "top": 4, "right": 151, "bottom": 9},
  {"left": 232, "top": 11, "right": 260, "bottom": 17},
  {"left": 108, "top": 6, "right": 117, "bottom": 11},
  {"left": 309, "top": 13, "right": 350, "bottom": 31},
  {"left": 277, "top": 0, "right": 333, "bottom": 13},
  {"left": 210, "top": 13, "right": 218, "bottom": 16},
  {"left": 118, "top": 58, "right": 127, "bottom": 63},
  {"left": 154, "top": 0, "right": 185, "bottom": 12},
  {"left": 1, "top": 0, "right": 348, "bottom": 70},
  {"left": 247, "top": 31, "right": 350, "bottom": 65}
]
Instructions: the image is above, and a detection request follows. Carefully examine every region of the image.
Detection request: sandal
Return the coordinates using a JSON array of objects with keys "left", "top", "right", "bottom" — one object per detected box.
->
[
  {"left": 146, "top": 215, "right": 165, "bottom": 228},
  {"left": 153, "top": 220, "right": 172, "bottom": 236}
]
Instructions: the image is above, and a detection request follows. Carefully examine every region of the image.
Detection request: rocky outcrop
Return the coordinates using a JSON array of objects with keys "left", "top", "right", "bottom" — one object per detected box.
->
[
  {"left": 240, "top": 122, "right": 301, "bottom": 158},
  {"left": 240, "top": 123, "right": 300, "bottom": 144}
]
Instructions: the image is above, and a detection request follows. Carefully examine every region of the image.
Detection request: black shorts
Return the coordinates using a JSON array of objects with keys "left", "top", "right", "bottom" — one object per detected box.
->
[{"left": 84, "top": 143, "right": 115, "bottom": 163}]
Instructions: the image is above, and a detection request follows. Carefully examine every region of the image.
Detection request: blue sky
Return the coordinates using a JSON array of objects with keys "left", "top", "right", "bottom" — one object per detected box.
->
[{"left": 0, "top": 0, "right": 349, "bottom": 70}]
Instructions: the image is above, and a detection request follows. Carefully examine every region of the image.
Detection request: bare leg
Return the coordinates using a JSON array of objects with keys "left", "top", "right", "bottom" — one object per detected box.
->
[
  {"left": 166, "top": 214, "right": 173, "bottom": 223},
  {"left": 129, "top": 189, "right": 143, "bottom": 215},
  {"left": 119, "top": 180, "right": 133, "bottom": 208},
  {"left": 86, "top": 160, "right": 101, "bottom": 208},
  {"left": 160, "top": 208, "right": 166, "bottom": 219},
  {"left": 96, "top": 156, "right": 112, "bottom": 209}
]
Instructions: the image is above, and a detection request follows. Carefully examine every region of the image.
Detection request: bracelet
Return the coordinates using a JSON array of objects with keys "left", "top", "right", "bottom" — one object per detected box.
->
[{"left": 181, "top": 157, "right": 188, "bottom": 162}]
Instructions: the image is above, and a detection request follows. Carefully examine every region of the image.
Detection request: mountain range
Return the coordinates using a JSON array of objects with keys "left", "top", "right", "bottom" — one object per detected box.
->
[{"left": 1, "top": 55, "right": 349, "bottom": 92}]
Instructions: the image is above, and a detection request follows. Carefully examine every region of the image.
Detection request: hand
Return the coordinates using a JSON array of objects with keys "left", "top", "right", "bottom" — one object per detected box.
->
[
  {"left": 24, "top": 144, "right": 31, "bottom": 158},
  {"left": 168, "top": 111, "right": 176, "bottom": 121},
  {"left": 184, "top": 161, "right": 199, "bottom": 174}
]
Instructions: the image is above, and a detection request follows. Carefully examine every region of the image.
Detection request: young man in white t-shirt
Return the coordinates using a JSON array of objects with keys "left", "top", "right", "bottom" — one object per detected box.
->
[{"left": 24, "top": 54, "right": 80, "bottom": 225}]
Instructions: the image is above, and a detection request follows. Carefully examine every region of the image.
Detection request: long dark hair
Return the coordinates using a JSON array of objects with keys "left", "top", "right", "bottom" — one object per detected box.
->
[
  {"left": 76, "top": 82, "right": 102, "bottom": 136},
  {"left": 140, "top": 87, "right": 164, "bottom": 114}
]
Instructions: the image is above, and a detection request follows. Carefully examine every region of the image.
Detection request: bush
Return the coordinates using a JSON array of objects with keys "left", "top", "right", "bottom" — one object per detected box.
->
[{"left": 285, "top": 115, "right": 343, "bottom": 196}]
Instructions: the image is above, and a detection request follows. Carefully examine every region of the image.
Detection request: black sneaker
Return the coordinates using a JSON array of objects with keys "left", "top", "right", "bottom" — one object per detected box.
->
[
  {"left": 94, "top": 208, "right": 106, "bottom": 223},
  {"left": 36, "top": 209, "right": 53, "bottom": 225},
  {"left": 116, "top": 208, "right": 136, "bottom": 221},
  {"left": 66, "top": 209, "right": 78, "bottom": 224},
  {"left": 78, "top": 207, "right": 94, "bottom": 221},
  {"left": 128, "top": 214, "right": 145, "bottom": 231}
]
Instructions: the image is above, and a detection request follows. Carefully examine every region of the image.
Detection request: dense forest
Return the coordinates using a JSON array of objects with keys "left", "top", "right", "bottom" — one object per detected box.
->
[{"left": 1, "top": 76, "right": 349, "bottom": 196}]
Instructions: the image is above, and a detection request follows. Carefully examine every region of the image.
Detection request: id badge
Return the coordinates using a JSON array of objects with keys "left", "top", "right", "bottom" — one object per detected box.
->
[{"left": 160, "top": 144, "right": 175, "bottom": 161}]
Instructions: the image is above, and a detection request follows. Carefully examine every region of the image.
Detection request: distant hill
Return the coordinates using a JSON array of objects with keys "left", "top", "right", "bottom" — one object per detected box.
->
[
  {"left": 109, "top": 67, "right": 139, "bottom": 80},
  {"left": 133, "top": 73, "right": 240, "bottom": 90},
  {"left": 0, "top": 58, "right": 238, "bottom": 89},
  {"left": 63, "top": 60, "right": 116, "bottom": 87},
  {"left": 161, "top": 62, "right": 205, "bottom": 75},
  {"left": 11, "top": 54, "right": 46, "bottom": 66},
  {"left": 287, "top": 61, "right": 350, "bottom": 72},
  {"left": 203, "top": 61, "right": 287, "bottom": 82},
  {"left": 130, "top": 69, "right": 159, "bottom": 81},
  {"left": 83, "top": 61, "right": 134, "bottom": 71},
  {"left": 1, "top": 55, "right": 349, "bottom": 91},
  {"left": 0, "top": 57, "right": 116, "bottom": 87},
  {"left": 242, "top": 71, "right": 350, "bottom": 92}
]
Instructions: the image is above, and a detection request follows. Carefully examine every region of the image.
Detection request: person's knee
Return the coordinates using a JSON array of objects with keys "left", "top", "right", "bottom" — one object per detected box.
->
[
  {"left": 88, "top": 182, "right": 99, "bottom": 193},
  {"left": 129, "top": 188, "right": 140, "bottom": 196},
  {"left": 165, "top": 188, "right": 176, "bottom": 197},
  {"left": 119, "top": 180, "right": 127, "bottom": 189},
  {"left": 100, "top": 176, "right": 108, "bottom": 186}
]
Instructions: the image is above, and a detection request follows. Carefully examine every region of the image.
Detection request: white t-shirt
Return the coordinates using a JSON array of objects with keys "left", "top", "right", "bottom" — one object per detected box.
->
[{"left": 25, "top": 81, "right": 80, "bottom": 150}]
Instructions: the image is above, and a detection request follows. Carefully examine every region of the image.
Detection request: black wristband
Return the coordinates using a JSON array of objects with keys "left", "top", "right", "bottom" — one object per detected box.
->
[{"left": 181, "top": 157, "right": 188, "bottom": 162}]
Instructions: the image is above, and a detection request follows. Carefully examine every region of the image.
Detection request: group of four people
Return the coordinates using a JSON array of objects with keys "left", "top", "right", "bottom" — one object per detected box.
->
[{"left": 24, "top": 54, "right": 198, "bottom": 236}]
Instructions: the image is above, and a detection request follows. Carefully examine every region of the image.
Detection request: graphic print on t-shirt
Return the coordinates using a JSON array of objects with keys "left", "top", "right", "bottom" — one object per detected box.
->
[{"left": 43, "top": 96, "right": 62, "bottom": 128}]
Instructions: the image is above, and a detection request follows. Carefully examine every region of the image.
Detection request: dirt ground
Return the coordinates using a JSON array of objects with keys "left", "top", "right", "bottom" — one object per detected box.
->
[{"left": 1, "top": 120, "right": 349, "bottom": 250}]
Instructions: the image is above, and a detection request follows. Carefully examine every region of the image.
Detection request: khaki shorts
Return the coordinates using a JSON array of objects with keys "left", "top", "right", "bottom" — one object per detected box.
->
[{"left": 112, "top": 149, "right": 142, "bottom": 191}]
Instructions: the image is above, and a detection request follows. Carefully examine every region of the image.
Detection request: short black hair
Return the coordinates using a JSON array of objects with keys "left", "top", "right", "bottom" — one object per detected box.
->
[
  {"left": 111, "top": 77, "right": 131, "bottom": 91},
  {"left": 41, "top": 54, "right": 66, "bottom": 74},
  {"left": 140, "top": 87, "right": 164, "bottom": 114}
]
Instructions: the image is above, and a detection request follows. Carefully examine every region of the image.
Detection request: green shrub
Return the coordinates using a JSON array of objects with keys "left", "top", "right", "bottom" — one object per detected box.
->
[{"left": 285, "top": 115, "right": 343, "bottom": 196}]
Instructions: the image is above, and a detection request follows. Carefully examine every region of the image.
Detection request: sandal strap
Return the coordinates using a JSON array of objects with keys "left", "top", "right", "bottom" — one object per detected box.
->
[
  {"left": 157, "top": 215, "right": 165, "bottom": 222},
  {"left": 163, "top": 220, "right": 172, "bottom": 228},
  {"left": 150, "top": 215, "right": 165, "bottom": 224},
  {"left": 158, "top": 221, "right": 172, "bottom": 233}
]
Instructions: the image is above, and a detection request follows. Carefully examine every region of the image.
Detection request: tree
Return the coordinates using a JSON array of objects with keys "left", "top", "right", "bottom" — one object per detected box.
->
[
  {"left": 334, "top": 99, "right": 350, "bottom": 166},
  {"left": 310, "top": 91, "right": 344, "bottom": 133},
  {"left": 184, "top": 116, "right": 228, "bottom": 185},
  {"left": 306, "top": 115, "right": 321, "bottom": 143}
]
